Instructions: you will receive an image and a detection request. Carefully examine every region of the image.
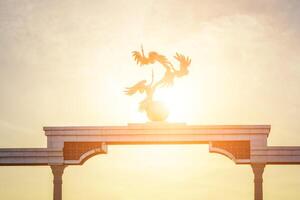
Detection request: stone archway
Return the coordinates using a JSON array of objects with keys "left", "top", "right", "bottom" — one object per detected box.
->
[
  {"left": 2, "top": 124, "right": 300, "bottom": 200},
  {"left": 62, "top": 140, "right": 251, "bottom": 165}
]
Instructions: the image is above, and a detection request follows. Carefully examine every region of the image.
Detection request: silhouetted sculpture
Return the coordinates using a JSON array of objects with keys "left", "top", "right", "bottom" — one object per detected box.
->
[{"left": 125, "top": 46, "right": 191, "bottom": 121}]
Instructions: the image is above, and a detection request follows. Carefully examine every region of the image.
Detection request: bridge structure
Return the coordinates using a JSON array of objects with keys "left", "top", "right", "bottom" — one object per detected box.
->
[{"left": 1, "top": 124, "right": 300, "bottom": 200}]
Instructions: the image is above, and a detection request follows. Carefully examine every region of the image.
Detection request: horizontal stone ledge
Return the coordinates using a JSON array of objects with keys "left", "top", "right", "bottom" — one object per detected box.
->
[
  {"left": 252, "top": 147, "right": 300, "bottom": 156},
  {"left": 44, "top": 125, "right": 270, "bottom": 137},
  {"left": 253, "top": 146, "right": 300, "bottom": 150},
  {"left": 0, "top": 148, "right": 63, "bottom": 166},
  {"left": 44, "top": 124, "right": 271, "bottom": 131},
  {"left": 0, "top": 148, "right": 61, "bottom": 151}
]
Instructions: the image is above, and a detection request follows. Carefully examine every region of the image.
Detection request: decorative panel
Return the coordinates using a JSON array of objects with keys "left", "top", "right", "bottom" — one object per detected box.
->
[
  {"left": 63, "top": 142, "right": 102, "bottom": 160},
  {"left": 211, "top": 141, "right": 250, "bottom": 159}
]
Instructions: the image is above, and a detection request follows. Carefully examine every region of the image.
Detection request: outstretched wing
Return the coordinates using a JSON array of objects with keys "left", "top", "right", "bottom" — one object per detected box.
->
[
  {"left": 150, "top": 52, "right": 172, "bottom": 69},
  {"left": 174, "top": 53, "right": 191, "bottom": 77},
  {"left": 132, "top": 49, "right": 171, "bottom": 69},
  {"left": 124, "top": 80, "right": 147, "bottom": 95},
  {"left": 132, "top": 51, "right": 150, "bottom": 66}
]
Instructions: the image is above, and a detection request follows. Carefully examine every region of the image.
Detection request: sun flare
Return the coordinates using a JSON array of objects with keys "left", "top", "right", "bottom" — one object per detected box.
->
[{"left": 154, "top": 86, "right": 191, "bottom": 122}]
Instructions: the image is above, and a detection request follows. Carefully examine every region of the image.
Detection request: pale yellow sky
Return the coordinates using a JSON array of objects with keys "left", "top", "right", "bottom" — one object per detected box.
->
[{"left": 0, "top": 0, "right": 300, "bottom": 199}]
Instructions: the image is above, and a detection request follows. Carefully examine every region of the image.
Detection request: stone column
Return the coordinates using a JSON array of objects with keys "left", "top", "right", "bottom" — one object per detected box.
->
[
  {"left": 251, "top": 164, "right": 265, "bottom": 200},
  {"left": 51, "top": 165, "right": 66, "bottom": 200}
]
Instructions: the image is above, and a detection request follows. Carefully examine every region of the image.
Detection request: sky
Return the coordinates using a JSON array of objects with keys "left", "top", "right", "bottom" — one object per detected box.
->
[{"left": 0, "top": 0, "right": 300, "bottom": 199}]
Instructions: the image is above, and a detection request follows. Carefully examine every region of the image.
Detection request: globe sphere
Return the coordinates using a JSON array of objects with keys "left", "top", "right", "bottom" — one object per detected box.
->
[{"left": 146, "top": 101, "right": 169, "bottom": 121}]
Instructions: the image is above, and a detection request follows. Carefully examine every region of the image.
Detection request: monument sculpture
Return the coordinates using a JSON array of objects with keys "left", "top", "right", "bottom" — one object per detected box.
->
[
  {"left": 125, "top": 46, "right": 191, "bottom": 121},
  {"left": 0, "top": 48, "right": 300, "bottom": 200}
]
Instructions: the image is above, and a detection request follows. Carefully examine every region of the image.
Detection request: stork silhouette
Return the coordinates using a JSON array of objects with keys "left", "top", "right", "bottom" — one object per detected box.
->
[{"left": 125, "top": 46, "right": 191, "bottom": 121}]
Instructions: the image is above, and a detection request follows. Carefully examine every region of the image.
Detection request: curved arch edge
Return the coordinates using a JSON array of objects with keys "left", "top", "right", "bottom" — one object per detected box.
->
[
  {"left": 209, "top": 143, "right": 237, "bottom": 162},
  {"left": 209, "top": 141, "right": 251, "bottom": 164},
  {"left": 64, "top": 143, "right": 107, "bottom": 165}
]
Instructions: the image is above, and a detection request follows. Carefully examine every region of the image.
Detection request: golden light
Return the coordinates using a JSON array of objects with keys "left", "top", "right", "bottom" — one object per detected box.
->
[{"left": 154, "top": 84, "right": 192, "bottom": 123}]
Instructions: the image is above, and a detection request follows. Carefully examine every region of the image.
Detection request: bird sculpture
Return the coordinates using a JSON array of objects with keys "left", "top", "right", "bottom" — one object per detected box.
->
[{"left": 125, "top": 46, "right": 191, "bottom": 121}]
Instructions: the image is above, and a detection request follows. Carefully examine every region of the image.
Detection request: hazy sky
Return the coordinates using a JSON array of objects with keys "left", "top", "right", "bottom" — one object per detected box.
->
[{"left": 0, "top": 0, "right": 300, "bottom": 199}]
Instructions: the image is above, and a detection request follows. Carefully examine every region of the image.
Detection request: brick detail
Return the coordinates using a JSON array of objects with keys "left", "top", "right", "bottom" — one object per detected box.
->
[
  {"left": 63, "top": 142, "right": 102, "bottom": 160},
  {"left": 211, "top": 141, "right": 250, "bottom": 159}
]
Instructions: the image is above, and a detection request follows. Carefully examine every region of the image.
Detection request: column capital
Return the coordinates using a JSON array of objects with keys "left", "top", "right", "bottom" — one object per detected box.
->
[
  {"left": 51, "top": 165, "right": 66, "bottom": 186},
  {"left": 51, "top": 165, "right": 66, "bottom": 176},
  {"left": 51, "top": 165, "right": 66, "bottom": 181},
  {"left": 251, "top": 163, "right": 265, "bottom": 179}
]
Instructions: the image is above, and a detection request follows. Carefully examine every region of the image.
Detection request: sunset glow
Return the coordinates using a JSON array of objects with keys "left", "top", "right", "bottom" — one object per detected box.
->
[{"left": 1, "top": 1, "right": 300, "bottom": 200}]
